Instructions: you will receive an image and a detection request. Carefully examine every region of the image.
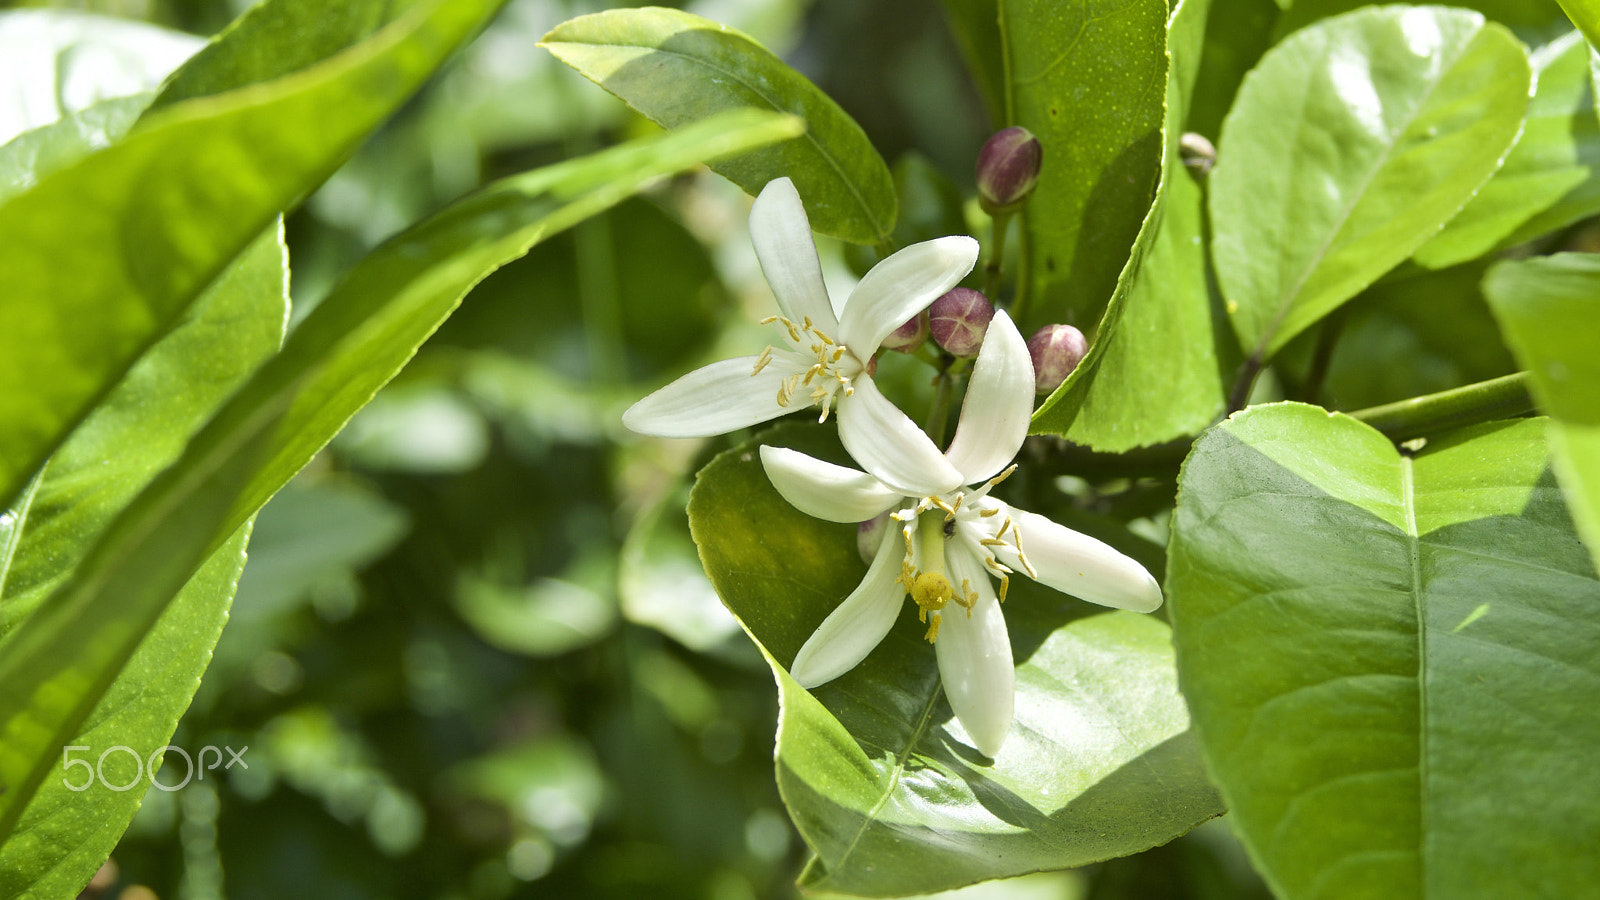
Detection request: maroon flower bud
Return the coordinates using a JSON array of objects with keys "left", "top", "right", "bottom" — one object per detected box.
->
[
  {"left": 1027, "top": 324, "right": 1088, "bottom": 394},
  {"left": 857, "top": 513, "right": 890, "bottom": 564},
  {"left": 930, "top": 288, "right": 994, "bottom": 357},
  {"left": 880, "top": 311, "right": 929, "bottom": 353},
  {"left": 976, "top": 126, "right": 1042, "bottom": 214}
]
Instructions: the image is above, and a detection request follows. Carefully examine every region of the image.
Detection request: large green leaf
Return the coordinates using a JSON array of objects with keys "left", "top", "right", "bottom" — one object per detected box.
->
[
  {"left": 541, "top": 7, "right": 896, "bottom": 246},
  {"left": 1002, "top": 0, "right": 1169, "bottom": 329},
  {"left": 1032, "top": 0, "right": 1232, "bottom": 449},
  {"left": 0, "top": 110, "right": 801, "bottom": 846},
  {"left": 0, "top": 225, "right": 287, "bottom": 896},
  {"left": 1483, "top": 254, "right": 1600, "bottom": 568},
  {"left": 0, "top": 0, "right": 508, "bottom": 514},
  {"left": 1210, "top": 6, "right": 1530, "bottom": 359},
  {"left": 1555, "top": 0, "right": 1600, "bottom": 48},
  {"left": 1416, "top": 31, "right": 1600, "bottom": 268},
  {"left": 688, "top": 423, "right": 1221, "bottom": 897},
  {"left": 1169, "top": 405, "right": 1600, "bottom": 899}
]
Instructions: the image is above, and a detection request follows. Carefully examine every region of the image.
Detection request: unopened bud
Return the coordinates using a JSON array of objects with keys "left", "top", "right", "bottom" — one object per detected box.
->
[
  {"left": 880, "top": 311, "right": 928, "bottom": 352},
  {"left": 1179, "top": 132, "right": 1216, "bottom": 177},
  {"left": 1028, "top": 324, "right": 1088, "bottom": 394},
  {"left": 976, "top": 126, "right": 1042, "bottom": 214},
  {"left": 930, "top": 288, "right": 994, "bottom": 357},
  {"left": 857, "top": 513, "right": 890, "bottom": 564}
]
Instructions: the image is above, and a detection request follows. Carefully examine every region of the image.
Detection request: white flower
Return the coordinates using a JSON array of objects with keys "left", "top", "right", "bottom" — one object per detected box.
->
[
  {"left": 758, "top": 310, "right": 1163, "bottom": 758},
  {"left": 623, "top": 177, "right": 979, "bottom": 494}
]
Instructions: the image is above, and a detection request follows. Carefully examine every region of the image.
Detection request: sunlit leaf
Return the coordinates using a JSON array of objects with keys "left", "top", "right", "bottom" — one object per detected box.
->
[
  {"left": 1210, "top": 6, "right": 1529, "bottom": 358},
  {"left": 542, "top": 7, "right": 896, "bottom": 246},
  {"left": 689, "top": 423, "right": 1221, "bottom": 897},
  {"left": 1169, "top": 406, "right": 1600, "bottom": 899}
]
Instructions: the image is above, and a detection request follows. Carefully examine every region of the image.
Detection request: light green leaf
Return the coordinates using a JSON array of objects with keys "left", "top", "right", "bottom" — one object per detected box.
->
[
  {"left": 1417, "top": 31, "right": 1600, "bottom": 268},
  {"left": 1032, "top": 0, "right": 1232, "bottom": 450},
  {"left": 0, "top": 226, "right": 288, "bottom": 898},
  {"left": 0, "top": 9, "right": 201, "bottom": 143},
  {"left": 1210, "top": 6, "right": 1530, "bottom": 359},
  {"left": 1552, "top": 0, "right": 1600, "bottom": 48},
  {"left": 1002, "top": 0, "right": 1168, "bottom": 329},
  {"left": 0, "top": 94, "right": 147, "bottom": 205},
  {"left": 1483, "top": 253, "right": 1600, "bottom": 568},
  {"left": 541, "top": 7, "right": 896, "bottom": 246},
  {"left": 0, "top": 0, "right": 509, "bottom": 514},
  {"left": 1169, "top": 406, "right": 1600, "bottom": 899},
  {"left": 0, "top": 110, "right": 801, "bottom": 846},
  {"left": 689, "top": 423, "right": 1221, "bottom": 897}
]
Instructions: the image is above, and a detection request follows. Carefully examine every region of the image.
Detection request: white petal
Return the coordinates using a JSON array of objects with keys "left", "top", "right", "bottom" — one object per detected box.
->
[
  {"left": 759, "top": 446, "right": 901, "bottom": 523},
  {"left": 837, "top": 375, "right": 963, "bottom": 497},
  {"left": 987, "top": 500, "right": 1164, "bottom": 613},
  {"left": 837, "top": 235, "right": 978, "bottom": 353},
  {"left": 937, "top": 548, "right": 1014, "bottom": 758},
  {"left": 623, "top": 356, "right": 800, "bottom": 438},
  {"left": 790, "top": 527, "right": 906, "bottom": 688},
  {"left": 750, "top": 177, "right": 837, "bottom": 331},
  {"left": 944, "top": 310, "right": 1033, "bottom": 484}
]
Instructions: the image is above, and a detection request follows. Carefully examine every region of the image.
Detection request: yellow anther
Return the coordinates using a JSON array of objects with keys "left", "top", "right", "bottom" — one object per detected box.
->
[
  {"left": 924, "top": 613, "right": 942, "bottom": 643},
  {"left": 979, "top": 507, "right": 1000, "bottom": 518},
  {"left": 831, "top": 346, "right": 846, "bottom": 362},
  {"left": 751, "top": 346, "right": 774, "bottom": 375},
  {"left": 811, "top": 325, "right": 836, "bottom": 346},
  {"left": 987, "top": 464, "right": 1018, "bottom": 488},
  {"left": 998, "top": 574, "right": 1009, "bottom": 603},
  {"left": 759, "top": 316, "right": 778, "bottom": 325}
]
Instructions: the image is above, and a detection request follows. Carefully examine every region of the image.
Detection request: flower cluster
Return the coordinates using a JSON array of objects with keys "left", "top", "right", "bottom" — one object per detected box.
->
[{"left": 624, "top": 176, "right": 1160, "bottom": 759}]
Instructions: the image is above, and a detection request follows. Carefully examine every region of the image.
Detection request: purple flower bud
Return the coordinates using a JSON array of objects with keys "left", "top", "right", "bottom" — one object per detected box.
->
[
  {"left": 1027, "top": 324, "right": 1088, "bottom": 394},
  {"left": 880, "top": 311, "right": 928, "bottom": 353},
  {"left": 857, "top": 513, "right": 890, "bottom": 564},
  {"left": 929, "top": 288, "right": 994, "bottom": 357},
  {"left": 976, "top": 126, "right": 1042, "bottom": 214}
]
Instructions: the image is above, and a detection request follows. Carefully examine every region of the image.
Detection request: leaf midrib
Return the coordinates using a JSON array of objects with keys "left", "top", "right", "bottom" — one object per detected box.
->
[{"left": 1399, "top": 452, "right": 1427, "bottom": 895}]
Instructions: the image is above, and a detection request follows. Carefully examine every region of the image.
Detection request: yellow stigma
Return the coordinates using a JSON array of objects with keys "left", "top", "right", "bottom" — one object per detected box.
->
[{"left": 911, "top": 571, "right": 954, "bottom": 614}]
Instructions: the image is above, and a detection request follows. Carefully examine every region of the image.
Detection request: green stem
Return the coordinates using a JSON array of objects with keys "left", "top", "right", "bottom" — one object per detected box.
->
[
  {"left": 927, "top": 368, "right": 955, "bottom": 446},
  {"left": 984, "top": 211, "right": 1011, "bottom": 302},
  {"left": 1348, "top": 372, "right": 1534, "bottom": 442}
]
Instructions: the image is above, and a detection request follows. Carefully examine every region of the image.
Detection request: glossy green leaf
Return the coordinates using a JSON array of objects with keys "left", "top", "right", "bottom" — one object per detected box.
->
[
  {"left": 1002, "top": 0, "right": 1168, "bottom": 329},
  {"left": 1483, "top": 254, "right": 1600, "bottom": 567},
  {"left": 0, "top": 226, "right": 288, "bottom": 896},
  {"left": 1169, "top": 406, "right": 1600, "bottom": 899},
  {"left": 689, "top": 423, "right": 1221, "bottom": 897},
  {"left": 1553, "top": 0, "right": 1600, "bottom": 49},
  {"left": 0, "top": 9, "right": 200, "bottom": 143},
  {"left": 0, "top": 0, "right": 508, "bottom": 514},
  {"left": 0, "top": 110, "right": 802, "bottom": 845},
  {"left": 1210, "top": 6, "right": 1530, "bottom": 359},
  {"left": 1417, "top": 31, "right": 1600, "bottom": 268},
  {"left": 541, "top": 7, "right": 896, "bottom": 246},
  {"left": 0, "top": 94, "right": 147, "bottom": 204},
  {"left": 1032, "top": 0, "right": 1232, "bottom": 450}
]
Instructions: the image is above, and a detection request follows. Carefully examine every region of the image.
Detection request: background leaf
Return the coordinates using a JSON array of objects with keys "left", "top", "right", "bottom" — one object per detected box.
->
[
  {"left": 542, "top": 7, "right": 897, "bottom": 246},
  {"left": 0, "top": 0, "right": 508, "bottom": 514},
  {"left": 0, "top": 225, "right": 288, "bottom": 897},
  {"left": 689, "top": 423, "right": 1222, "bottom": 897},
  {"left": 1483, "top": 253, "right": 1600, "bottom": 568},
  {"left": 939, "top": 0, "right": 1006, "bottom": 126},
  {"left": 1168, "top": 405, "right": 1600, "bottom": 899},
  {"left": 0, "top": 110, "right": 801, "bottom": 850},
  {"left": 1415, "top": 31, "right": 1600, "bottom": 269},
  {"left": 1209, "top": 6, "right": 1530, "bottom": 358},
  {"left": 1002, "top": 0, "right": 1169, "bottom": 330}
]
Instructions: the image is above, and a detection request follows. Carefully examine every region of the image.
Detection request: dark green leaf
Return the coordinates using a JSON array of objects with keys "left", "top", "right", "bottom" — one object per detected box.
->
[
  {"left": 1483, "top": 253, "right": 1600, "bottom": 567},
  {"left": 0, "top": 110, "right": 801, "bottom": 846},
  {"left": 0, "top": 227, "right": 288, "bottom": 897},
  {"left": 939, "top": 0, "right": 1006, "bottom": 126},
  {"left": 1169, "top": 406, "right": 1600, "bottom": 899},
  {"left": 1002, "top": 0, "right": 1168, "bottom": 329},
  {"left": 1210, "top": 7, "right": 1530, "bottom": 358},
  {"left": 689, "top": 423, "right": 1221, "bottom": 897},
  {"left": 0, "top": 0, "right": 509, "bottom": 513},
  {"left": 1416, "top": 31, "right": 1600, "bottom": 268},
  {"left": 542, "top": 8, "right": 896, "bottom": 246}
]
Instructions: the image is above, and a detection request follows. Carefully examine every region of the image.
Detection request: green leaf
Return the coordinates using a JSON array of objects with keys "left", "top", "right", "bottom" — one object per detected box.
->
[
  {"left": 0, "top": 110, "right": 801, "bottom": 846},
  {"left": 1210, "top": 6, "right": 1530, "bottom": 359},
  {"left": 1002, "top": 0, "right": 1168, "bottom": 329},
  {"left": 1560, "top": 0, "right": 1600, "bottom": 49},
  {"left": 1483, "top": 253, "right": 1600, "bottom": 568},
  {"left": 939, "top": 0, "right": 1006, "bottom": 126},
  {"left": 1416, "top": 31, "right": 1600, "bottom": 268},
  {"left": 0, "top": 0, "right": 509, "bottom": 513},
  {"left": 1168, "top": 406, "right": 1600, "bottom": 899},
  {"left": 0, "top": 226, "right": 288, "bottom": 897},
  {"left": 0, "top": 94, "right": 148, "bottom": 206},
  {"left": 0, "top": 9, "right": 201, "bottom": 142},
  {"left": 1032, "top": 0, "right": 1233, "bottom": 450},
  {"left": 689, "top": 423, "right": 1222, "bottom": 897},
  {"left": 541, "top": 7, "right": 896, "bottom": 246}
]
